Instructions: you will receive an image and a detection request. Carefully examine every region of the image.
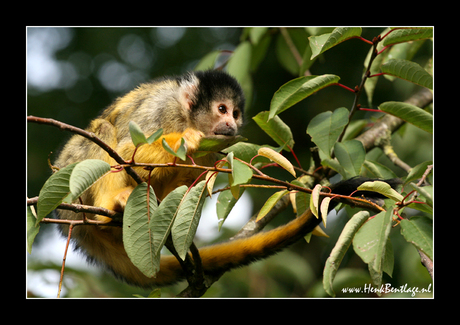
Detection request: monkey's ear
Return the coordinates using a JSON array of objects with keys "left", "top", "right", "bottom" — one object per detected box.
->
[{"left": 178, "top": 82, "right": 198, "bottom": 111}]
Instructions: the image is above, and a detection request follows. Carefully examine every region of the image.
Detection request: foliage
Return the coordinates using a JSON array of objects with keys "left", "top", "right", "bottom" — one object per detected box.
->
[{"left": 27, "top": 27, "right": 433, "bottom": 298}]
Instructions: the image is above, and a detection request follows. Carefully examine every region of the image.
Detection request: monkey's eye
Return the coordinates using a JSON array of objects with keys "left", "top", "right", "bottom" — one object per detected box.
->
[
  {"left": 233, "top": 110, "right": 239, "bottom": 119},
  {"left": 218, "top": 104, "right": 227, "bottom": 114}
]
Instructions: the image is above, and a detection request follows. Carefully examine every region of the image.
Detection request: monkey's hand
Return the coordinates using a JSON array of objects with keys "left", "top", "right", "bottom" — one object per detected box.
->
[{"left": 177, "top": 128, "right": 204, "bottom": 154}]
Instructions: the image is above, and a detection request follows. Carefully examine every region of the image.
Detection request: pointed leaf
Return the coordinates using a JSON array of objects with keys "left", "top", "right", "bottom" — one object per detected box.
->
[
  {"left": 146, "top": 128, "right": 163, "bottom": 145},
  {"left": 225, "top": 152, "right": 243, "bottom": 199},
  {"left": 256, "top": 190, "right": 289, "bottom": 222},
  {"left": 379, "top": 101, "right": 432, "bottom": 134},
  {"left": 232, "top": 159, "right": 253, "bottom": 186},
  {"left": 383, "top": 28, "right": 433, "bottom": 46},
  {"left": 162, "top": 137, "right": 187, "bottom": 161},
  {"left": 129, "top": 121, "right": 148, "bottom": 147},
  {"left": 381, "top": 59, "right": 432, "bottom": 89},
  {"left": 205, "top": 171, "right": 218, "bottom": 198},
  {"left": 323, "top": 211, "right": 369, "bottom": 297},
  {"left": 358, "top": 181, "right": 404, "bottom": 202},
  {"left": 310, "top": 184, "right": 322, "bottom": 219},
  {"left": 150, "top": 186, "right": 188, "bottom": 261},
  {"left": 404, "top": 160, "right": 433, "bottom": 186},
  {"left": 172, "top": 181, "right": 207, "bottom": 260},
  {"left": 258, "top": 147, "right": 296, "bottom": 177},
  {"left": 312, "top": 225, "right": 329, "bottom": 238},
  {"left": 253, "top": 111, "right": 295, "bottom": 151},
  {"left": 353, "top": 209, "right": 394, "bottom": 288},
  {"left": 216, "top": 188, "right": 244, "bottom": 230},
  {"left": 307, "top": 107, "right": 349, "bottom": 159},
  {"left": 400, "top": 217, "right": 433, "bottom": 260},
  {"left": 36, "top": 162, "right": 79, "bottom": 224},
  {"left": 269, "top": 74, "right": 340, "bottom": 119},
  {"left": 194, "top": 50, "right": 220, "bottom": 71},
  {"left": 334, "top": 140, "right": 365, "bottom": 178},
  {"left": 309, "top": 27, "right": 362, "bottom": 59},
  {"left": 69, "top": 159, "right": 111, "bottom": 199},
  {"left": 320, "top": 197, "right": 331, "bottom": 227},
  {"left": 123, "top": 183, "right": 158, "bottom": 278},
  {"left": 196, "top": 135, "right": 246, "bottom": 156}
]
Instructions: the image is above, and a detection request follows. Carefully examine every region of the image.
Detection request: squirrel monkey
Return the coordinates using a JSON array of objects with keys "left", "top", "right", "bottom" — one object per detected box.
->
[{"left": 55, "top": 70, "right": 398, "bottom": 288}]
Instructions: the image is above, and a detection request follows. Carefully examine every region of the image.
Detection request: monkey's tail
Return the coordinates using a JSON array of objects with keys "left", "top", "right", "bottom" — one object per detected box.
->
[
  {"left": 148, "top": 177, "right": 401, "bottom": 288},
  {"left": 151, "top": 208, "right": 318, "bottom": 287}
]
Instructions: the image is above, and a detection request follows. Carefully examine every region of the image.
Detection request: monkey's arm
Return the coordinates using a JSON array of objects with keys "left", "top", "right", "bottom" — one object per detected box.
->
[{"left": 111, "top": 128, "right": 205, "bottom": 202}]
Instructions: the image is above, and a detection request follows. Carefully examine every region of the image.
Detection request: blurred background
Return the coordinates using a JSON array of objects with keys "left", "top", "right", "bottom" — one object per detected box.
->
[{"left": 27, "top": 27, "right": 433, "bottom": 297}]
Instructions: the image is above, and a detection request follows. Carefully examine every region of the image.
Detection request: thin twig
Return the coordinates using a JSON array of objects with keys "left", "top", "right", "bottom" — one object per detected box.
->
[
  {"left": 57, "top": 224, "right": 73, "bottom": 298},
  {"left": 27, "top": 116, "right": 143, "bottom": 184},
  {"left": 337, "top": 36, "right": 381, "bottom": 143}
]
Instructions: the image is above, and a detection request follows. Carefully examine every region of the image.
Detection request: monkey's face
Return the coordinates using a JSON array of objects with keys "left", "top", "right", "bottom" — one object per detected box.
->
[{"left": 193, "top": 99, "right": 244, "bottom": 137}]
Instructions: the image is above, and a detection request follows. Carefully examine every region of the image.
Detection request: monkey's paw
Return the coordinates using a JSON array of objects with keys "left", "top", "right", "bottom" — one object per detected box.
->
[{"left": 181, "top": 128, "right": 204, "bottom": 153}]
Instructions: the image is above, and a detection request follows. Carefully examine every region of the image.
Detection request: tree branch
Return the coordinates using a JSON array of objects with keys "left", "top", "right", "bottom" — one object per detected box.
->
[{"left": 27, "top": 116, "right": 144, "bottom": 184}]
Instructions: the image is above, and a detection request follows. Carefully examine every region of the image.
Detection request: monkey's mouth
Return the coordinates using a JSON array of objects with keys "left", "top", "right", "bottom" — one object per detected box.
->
[{"left": 213, "top": 131, "right": 234, "bottom": 136}]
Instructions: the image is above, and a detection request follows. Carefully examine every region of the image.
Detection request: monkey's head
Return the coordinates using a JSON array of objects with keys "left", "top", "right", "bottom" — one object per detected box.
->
[{"left": 177, "top": 70, "right": 245, "bottom": 137}]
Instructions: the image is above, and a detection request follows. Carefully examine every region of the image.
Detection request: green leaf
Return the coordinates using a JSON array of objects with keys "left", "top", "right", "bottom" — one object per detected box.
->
[
  {"left": 172, "top": 180, "right": 207, "bottom": 260},
  {"left": 323, "top": 211, "right": 370, "bottom": 297},
  {"left": 222, "top": 142, "right": 266, "bottom": 163},
  {"left": 334, "top": 140, "right": 365, "bottom": 178},
  {"left": 381, "top": 39, "right": 427, "bottom": 82},
  {"left": 307, "top": 107, "right": 349, "bottom": 159},
  {"left": 249, "top": 27, "right": 269, "bottom": 45},
  {"left": 383, "top": 28, "right": 433, "bottom": 46},
  {"left": 150, "top": 186, "right": 188, "bottom": 262},
  {"left": 379, "top": 101, "right": 433, "bottom": 134},
  {"left": 225, "top": 152, "right": 240, "bottom": 199},
  {"left": 196, "top": 135, "right": 246, "bottom": 155},
  {"left": 253, "top": 111, "right": 295, "bottom": 151},
  {"left": 194, "top": 50, "right": 220, "bottom": 71},
  {"left": 216, "top": 189, "right": 243, "bottom": 230},
  {"left": 123, "top": 183, "right": 159, "bottom": 278},
  {"left": 227, "top": 41, "right": 253, "bottom": 107},
  {"left": 231, "top": 159, "right": 253, "bottom": 186},
  {"left": 146, "top": 128, "right": 164, "bottom": 144},
  {"left": 404, "top": 160, "right": 433, "bottom": 185},
  {"left": 269, "top": 74, "right": 340, "bottom": 119},
  {"left": 227, "top": 41, "right": 252, "bottom": 85},
  {"left": 353, "top": 209, "right": 394, "bottom": 289},
  {"left": 381, "top": 59, "right": 433, "bottom": 89},
  {"left": 129, "top": 121, "right": 148, "bottom": 147},
  {"left": 362, "top": 160, "right": 398, "bottom": 179},
  {"left": 256, "top": 190, "right": 289, "bottom": 222},
  {"left": 162, "top": 137, "right": 187, "bottom": 161},
  {"left": 69, "top": 159, "right": 111, "bottom": 200},
  {"left": 309, "top": 27, "right": 362, "bottom": 59},
  {"left": 275, "top": 28, "right": 309, "bottom": 75},
  {"left": 357, "top": 181, "right": 404, "bottom": 202},
  {"left": 400, "top": 217, "right": 433, "bottom": 260},
  {"left": 293, "top": 180, "right": 311, "bottom": 217},
  {"left": 407, "top": 183, "right": 433, "bottom": 209},
  {"left": 36, "top": 162, "right": 79, "bottom": 224}
]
